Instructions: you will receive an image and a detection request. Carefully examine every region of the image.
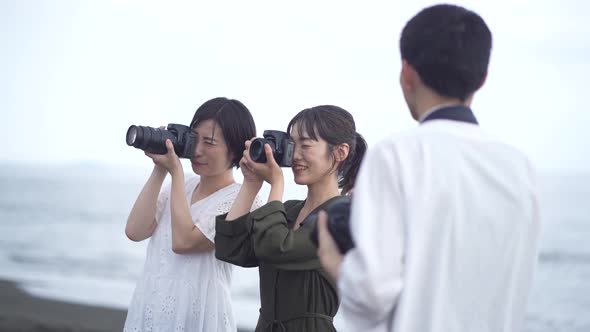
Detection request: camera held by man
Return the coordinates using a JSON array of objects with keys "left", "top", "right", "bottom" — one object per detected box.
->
[{"left": 310, "top": 195, "right": 355, "bottom": 254}]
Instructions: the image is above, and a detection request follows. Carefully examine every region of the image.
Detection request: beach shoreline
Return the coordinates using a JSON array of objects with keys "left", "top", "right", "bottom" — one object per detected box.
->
[
  {"left": 0, "top": 279, "right": 126, "bottom": 332},
  {"left": 0, "top": 279, "right": 253, "bottom": 332}
]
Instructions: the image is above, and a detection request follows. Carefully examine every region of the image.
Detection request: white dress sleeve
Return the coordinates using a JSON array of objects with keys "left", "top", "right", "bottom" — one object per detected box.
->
[
  {"left": 193, "top": 184, "right": 241, "bottom": 243},
  {"left": 338, "top": 140, "right": 406, "bottom": 330},
  {"left": 194, "top": 184, "right": 264, "bottom": 243}
]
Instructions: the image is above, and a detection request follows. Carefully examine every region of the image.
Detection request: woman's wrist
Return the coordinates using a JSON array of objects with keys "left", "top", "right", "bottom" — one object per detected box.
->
[
  {"left": 267, "top": 167, "right": 284, "bottom": 186},
  {"left": 268, "top": 177, "right": 284, "bottom": 202},
  {"left": 168, "top": 161, "right": 183, "bottom": 177},
  {"left": 152, "top": 165, "right": 168, "bottom": 178},
  {"left": 243, "top": 179, "right": 263, "bottom": 192}
]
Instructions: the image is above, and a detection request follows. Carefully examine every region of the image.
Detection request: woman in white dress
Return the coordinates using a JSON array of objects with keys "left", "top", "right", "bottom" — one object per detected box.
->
[{"left": 123, "top": 97, "right": 260, "bottom": 332}]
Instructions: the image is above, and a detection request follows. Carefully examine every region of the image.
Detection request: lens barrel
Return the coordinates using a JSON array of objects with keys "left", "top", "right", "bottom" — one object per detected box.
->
[
  {"left": 249, "top": 138, "right": 269, "bottom": 163},
  {"left": 125, "top": 125, "right": 169, "bottom": 154}
]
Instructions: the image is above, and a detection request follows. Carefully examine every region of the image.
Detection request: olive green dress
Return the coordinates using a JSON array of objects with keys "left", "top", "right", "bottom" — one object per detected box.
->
[{"left": 215, "top": 198, "right": 341, "bottom": 332}]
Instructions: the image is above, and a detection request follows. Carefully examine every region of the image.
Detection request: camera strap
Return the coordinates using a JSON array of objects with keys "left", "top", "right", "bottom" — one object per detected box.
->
[{"left": 421, "top": 105, "right": 478, "bottom": 125}]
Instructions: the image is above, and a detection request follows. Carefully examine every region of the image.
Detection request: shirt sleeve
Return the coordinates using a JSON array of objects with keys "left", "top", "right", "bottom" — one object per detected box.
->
[
  {"left": 251, "top": 201, "right": 320, "bottom": 270},
  {"left": 338, "top": 140, "right": 406, "bottom": 329},
  {"left": 214, "top": 195, "right": 265, "bottom": 267}
]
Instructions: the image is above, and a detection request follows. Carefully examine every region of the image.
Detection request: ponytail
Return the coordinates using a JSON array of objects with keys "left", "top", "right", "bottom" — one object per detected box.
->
[{"left": 339, "top": 132, "right": 368, "bottom": 195}]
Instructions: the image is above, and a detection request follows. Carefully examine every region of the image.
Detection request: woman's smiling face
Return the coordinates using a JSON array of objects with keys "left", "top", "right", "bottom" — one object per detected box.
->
[{"left": 290, "top": 123, "right": 335, "bottom": 186}]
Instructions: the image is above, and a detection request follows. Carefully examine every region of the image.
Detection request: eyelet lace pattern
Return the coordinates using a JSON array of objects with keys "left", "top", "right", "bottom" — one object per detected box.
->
[{"left": 124, "top": 176, "right": 261, "bottom": 332}]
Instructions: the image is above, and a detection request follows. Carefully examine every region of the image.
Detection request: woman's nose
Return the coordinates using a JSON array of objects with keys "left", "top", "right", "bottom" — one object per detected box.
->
[
  {"left": 194, "top": 140, "right": 204, "bottom": 156},
  {"left": 293, "top": 144, "right": 302, "bottom": 161}
]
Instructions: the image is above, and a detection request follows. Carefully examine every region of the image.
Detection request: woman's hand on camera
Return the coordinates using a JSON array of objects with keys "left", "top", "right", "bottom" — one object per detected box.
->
[
  {"left": 317, "top": 210, "right": 343, "bottom": 284},
  {"left": 242, "top": 139, "right": 283, "bottom": 186},
  {"left": 239, "top": 140, "right": 264, "bottom": 188},
  {"left": 146, "top": 139, "right": 183, "bottom": 176}
]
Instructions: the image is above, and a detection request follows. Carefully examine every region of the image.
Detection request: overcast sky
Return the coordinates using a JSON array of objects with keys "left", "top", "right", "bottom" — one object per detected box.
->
[{"left": 1, "top": 0, "right": 588, "bottom": 173}]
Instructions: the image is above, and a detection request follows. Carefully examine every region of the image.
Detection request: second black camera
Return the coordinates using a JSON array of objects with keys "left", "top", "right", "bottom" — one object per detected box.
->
[{"left": 249, "top": 130, "right": 295, "bottom": 167}]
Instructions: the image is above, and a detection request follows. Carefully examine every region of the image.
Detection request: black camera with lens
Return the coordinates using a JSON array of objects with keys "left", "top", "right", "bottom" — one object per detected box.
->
[
  {"left": 309, "top": 195, "right": 355, "bottom": 254},
  {"left": 249, "top": 130, "right": 295, "bottom": 167},
  {"left": 126, "top": 123, "right": 197, "bottom": 159}
]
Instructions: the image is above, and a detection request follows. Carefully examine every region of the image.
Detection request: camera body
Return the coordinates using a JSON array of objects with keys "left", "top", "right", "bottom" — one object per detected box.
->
[
  {"left": 249, "top": 130, "right": 295, "bottom": 167},
  {"left": 126, "top": 123, "right": 197, "bottom": 159},
  {"left": 309, "top": 195, "right": 355, "bottom": 254}
]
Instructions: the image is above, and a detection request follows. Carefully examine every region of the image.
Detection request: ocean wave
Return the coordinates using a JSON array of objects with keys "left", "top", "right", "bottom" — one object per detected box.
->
[
  {"left": 539, "top": 252, "right": 590, "bottom": 264},
  {"left": 8, "top": 252, "right": 141, "bottom": 281}
]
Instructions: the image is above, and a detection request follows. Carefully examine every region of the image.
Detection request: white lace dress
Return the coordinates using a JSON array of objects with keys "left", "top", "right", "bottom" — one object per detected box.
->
[{"left": 124, "top": 176, "right": 258, "bottom": 332}]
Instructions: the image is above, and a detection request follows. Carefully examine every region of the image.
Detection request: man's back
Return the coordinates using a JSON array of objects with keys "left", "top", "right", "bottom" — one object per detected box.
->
[
  {"left": 319, "top": 5, "right": 540, "bottom": 332},
  {"left": 341, "top": 119, "right": 540, "bottom": 332}
]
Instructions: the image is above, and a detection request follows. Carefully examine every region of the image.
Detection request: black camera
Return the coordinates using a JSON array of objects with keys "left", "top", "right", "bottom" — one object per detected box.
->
[
  {"left": 249, "top": 130, "right": 295, "bottom": 167},
  {"left": 309, "top": 195, "right": 355, "bottom": 254},
  {"left": 126, "top": 123, "right": 197, "bottom": 159}
]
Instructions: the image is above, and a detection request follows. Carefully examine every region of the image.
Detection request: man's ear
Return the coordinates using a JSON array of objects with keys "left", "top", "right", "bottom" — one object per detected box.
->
[
  {"left": 334, "top": 143, "right": 350, "bottom": 162},
  {"left": 477, "top": 71, "right": 488, "bottom": 90},
  {"left": 400, "top": 59, "right": 417, "bottom": 92}
]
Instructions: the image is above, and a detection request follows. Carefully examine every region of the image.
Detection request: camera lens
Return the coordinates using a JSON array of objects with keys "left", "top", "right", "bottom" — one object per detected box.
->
[
  {"left": 308, "top": 195, "right": 355, "bottom": 254},
  {"left": 125, "top": 125, "right": 167, "bottom": 154},
  {"left": 126, "top": 126, "right": 138, "bottom": 146},
  {"left": 249, "top": 138, "right": 267, "bottom": 163}
]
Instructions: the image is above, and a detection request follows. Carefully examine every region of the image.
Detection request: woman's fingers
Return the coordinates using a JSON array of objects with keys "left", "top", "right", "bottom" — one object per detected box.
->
[{"left": 264, "top": 144, "right": 275, "bottom": 163}]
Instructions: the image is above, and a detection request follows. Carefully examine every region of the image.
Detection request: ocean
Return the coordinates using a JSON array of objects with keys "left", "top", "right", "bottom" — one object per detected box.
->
[{"left": 0, "top": 163, "right": 588, "bottom": 331}]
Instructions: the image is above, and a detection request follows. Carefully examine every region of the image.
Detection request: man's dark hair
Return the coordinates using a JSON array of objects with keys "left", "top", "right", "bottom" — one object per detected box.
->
[
  {"left": 400, "top": 4, "right": 492, "bottom": 101},
  {"left": 190, "top": 97, "right": 256, "bottom": 168}
]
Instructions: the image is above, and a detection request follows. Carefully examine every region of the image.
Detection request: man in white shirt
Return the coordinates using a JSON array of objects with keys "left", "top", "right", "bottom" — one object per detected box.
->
[{"left": 317, "top": 4, "right": 540, "bottom": 332}]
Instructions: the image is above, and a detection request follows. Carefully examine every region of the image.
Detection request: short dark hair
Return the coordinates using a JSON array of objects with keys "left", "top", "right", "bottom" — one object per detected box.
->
[
  {"left": 190, "top": 97, "right": 256, "bottom": 168},
  {"left": 400, "top": 4, "right": 492, "bottom": 101},
  {"left": 287, "top": 105, "right": 367, "bottom": 195}
]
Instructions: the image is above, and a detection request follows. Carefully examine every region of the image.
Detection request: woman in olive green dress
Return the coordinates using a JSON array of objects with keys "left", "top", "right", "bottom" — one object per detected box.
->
[{"left": 215, "top": 105, "right": 367, "bottom": 331}]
